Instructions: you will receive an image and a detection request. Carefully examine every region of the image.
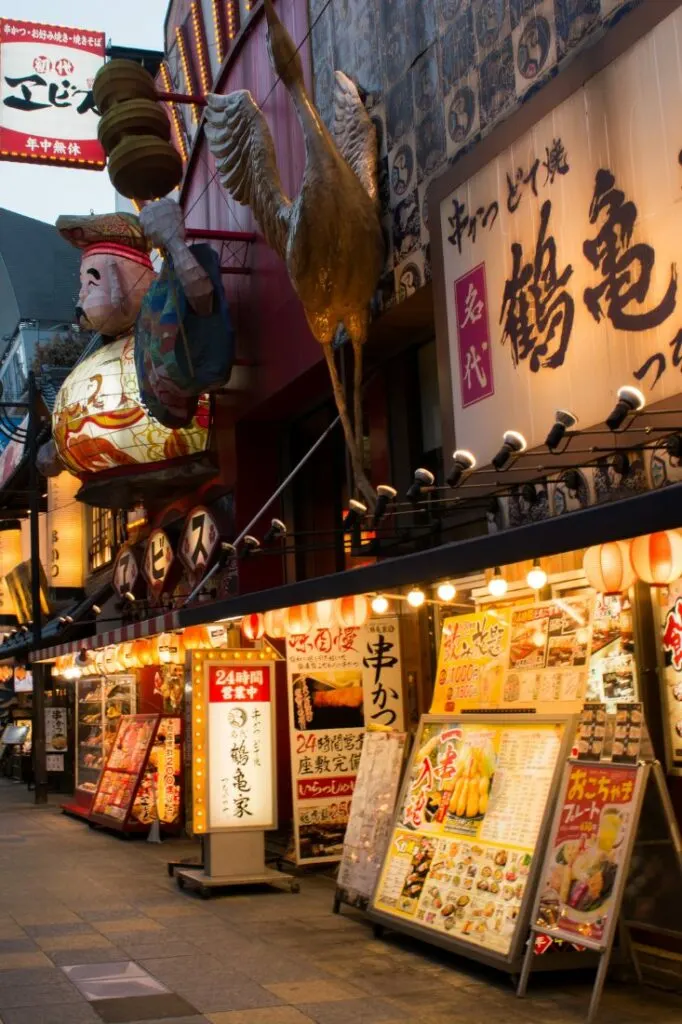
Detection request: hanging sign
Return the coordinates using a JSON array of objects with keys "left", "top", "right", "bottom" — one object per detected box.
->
[
  {"left": 658, "top": 579, "right": 682, "bottom": 771},
  {"left": 179, "top": 505, "right": 220, "bottom": 576},
  {"left": 45, "top": 707, "right": 68, "bottom": 753},
  {"left": 47, "top": 472, "right": 83, "bottom": 587},
  {"left": 436, "top": 11, "right": 682, "bottom": 465},
  {"left": 142, "top": 528, "right": 174, "bottom": 598},
  {"left": 0, "top": 19, "right": 105, "bottom": 168},
  {"left": 112, "top": 544, "right": 140, "bottom": 600}
]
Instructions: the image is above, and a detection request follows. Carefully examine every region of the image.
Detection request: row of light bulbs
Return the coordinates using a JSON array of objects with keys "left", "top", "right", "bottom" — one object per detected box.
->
[{"left": 375, "top": 560, "right": 549, "bottom": 613}]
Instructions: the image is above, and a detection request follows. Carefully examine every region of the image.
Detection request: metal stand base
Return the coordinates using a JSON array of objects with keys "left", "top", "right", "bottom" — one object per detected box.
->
[
  {"left": 175, "top": 865, "right": 299, "bottom": 898},
  {"left": 174, "top": 831, "right": 299, "bottom": 898}
]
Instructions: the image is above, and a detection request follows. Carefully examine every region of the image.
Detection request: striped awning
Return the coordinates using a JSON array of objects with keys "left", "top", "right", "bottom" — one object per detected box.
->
[{"left": 35, "top": 610, "right": 180, "bottom": 662}]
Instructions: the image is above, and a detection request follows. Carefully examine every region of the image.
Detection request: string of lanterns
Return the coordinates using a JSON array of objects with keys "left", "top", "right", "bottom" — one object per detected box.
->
[{"left": 583, "top": 529, "right": 682, "bottom": 594}]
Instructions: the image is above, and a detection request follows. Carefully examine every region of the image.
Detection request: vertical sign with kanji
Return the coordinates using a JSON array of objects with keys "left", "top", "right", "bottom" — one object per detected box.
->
[
  {"left": 0, "top": 19, "right": 105, "bottom": 167},
  {"left": 454, "top": 263, "right": 495, "bottom": 407},
  {"left": 206, "top": 660, "right": 276, "bottom": 830}
]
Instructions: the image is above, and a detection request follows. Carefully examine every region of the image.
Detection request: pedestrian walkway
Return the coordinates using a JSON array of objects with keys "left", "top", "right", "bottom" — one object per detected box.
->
[{"left": 0, "top": 781, "right": 680, "bottom": 1024}]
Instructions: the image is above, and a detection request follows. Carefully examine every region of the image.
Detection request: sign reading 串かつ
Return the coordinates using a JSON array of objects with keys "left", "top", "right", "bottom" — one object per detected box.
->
[
  {"left": 0, "top": 19, "right": 105, "bottom": 168},
  {"left": 438, "top": 10, "right": 682, "bottom": 466},
  {"left": 207, "top": 661, "right": 275, "bottom": 830}
]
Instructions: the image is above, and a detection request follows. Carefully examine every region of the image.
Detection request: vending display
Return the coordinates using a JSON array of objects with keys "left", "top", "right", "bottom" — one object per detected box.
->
[{"left": 74, "top": 675, "right": 136, "bottom": 806}]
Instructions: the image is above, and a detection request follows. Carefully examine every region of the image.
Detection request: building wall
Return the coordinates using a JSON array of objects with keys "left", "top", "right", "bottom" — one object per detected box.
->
[{"left": 310, "top": 0, "right": 641, "bottom": 313}]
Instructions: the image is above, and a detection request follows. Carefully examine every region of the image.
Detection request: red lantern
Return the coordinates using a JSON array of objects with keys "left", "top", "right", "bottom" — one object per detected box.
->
[
  {"left": 630, "top": 530, "right": 682, "bottom": 586},
  {"left": 583, "top": 541, "right": 635, "bottom": 595},
  {"left": 241, "top": 613, "right": 265, "bottom": 641},
  {"left": 264, "top": 609, "right": 286, "bottom": 639},
  {"left": 285, "top": 604, "right": 311, "bottom": 635},
  {"left": 309, "top": 600, "right": 336, "bottom": 628},
  {"left": 335, "top": 594, "right": 369, "bottom": 627}
]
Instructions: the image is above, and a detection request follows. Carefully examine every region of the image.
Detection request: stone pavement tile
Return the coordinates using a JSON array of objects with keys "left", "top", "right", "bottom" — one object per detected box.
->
[
  {"left": 48, "top": 948, "right": 130, "bottom": 967},
  {"left": 115, "top": 940, "right": 201, "bottom": 960},
  {"left": 10, "top": 909, "right": 81, "bottom": 927},
  {"left": 349, "top": 965, "right": 454, "bottom": 999},
  {"left": 139, "top": 954, "right": 230, "bottom": 984},
  {"left": 79, "top": 907, "right": 136, "bottom": 922},
  {"left": 233, "top": 954, "right": 335, "bottom": 986},
  {"left": 0, "top": 939, "right": 39, "bottom": 954},
  {"left": 295, "top": 999, "right": 407, "bottom": 1024},
  {"left": 264, "top": 981, "right": 365, "bottom": 1005},
  {"left": 207, "top": 1009, "right": 315, "bottom": 1024},
  {"left": 0, "top": 982, "right": 85, "bottom": 1009},
  {"left": 171, "top": 980, "right": 283, "bottom": 1015},
  {"left": 25, "top": 923, "right": 98, "bottom": 938},
  {"left": 36, "top": 934, "right": 118, "bottom": 952},
  {"left": 0, "top": 1005, "right": 101, "bottom": 1024},
  {"left": 0, "top": 951, "right": 53, "bottom": 970},
  {"left": 0, "top": 966, "right": 59, "bottom": 985},
  {"left": 88, "top": 993, "right": 198, "bottom": 1022},
  {"left": 95, "top": 919, "right": 165, "bottom": 935}
]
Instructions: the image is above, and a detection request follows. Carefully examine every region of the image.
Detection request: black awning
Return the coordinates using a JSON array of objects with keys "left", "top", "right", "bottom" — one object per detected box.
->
[{"left": 179, "top": 481, "right": 682, "bottom": 624}]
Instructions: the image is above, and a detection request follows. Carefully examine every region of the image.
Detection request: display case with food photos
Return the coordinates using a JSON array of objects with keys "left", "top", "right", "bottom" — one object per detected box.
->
[
  {"left": 72, "top": 675, "right": 136, "bottom": 815},
  {"left": 89, "top": 714, "right": 182, "bottom": 832}
]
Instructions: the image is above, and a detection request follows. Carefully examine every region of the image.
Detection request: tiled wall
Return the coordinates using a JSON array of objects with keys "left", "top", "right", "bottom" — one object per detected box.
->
[{"left": 310, "top": 0, "right": 641, "bottom": 315}]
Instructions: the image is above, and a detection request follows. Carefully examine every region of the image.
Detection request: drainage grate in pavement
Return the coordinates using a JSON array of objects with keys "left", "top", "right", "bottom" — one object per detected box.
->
[{"left": 62, "top": 961, "right": 198, "bottom": 1019}]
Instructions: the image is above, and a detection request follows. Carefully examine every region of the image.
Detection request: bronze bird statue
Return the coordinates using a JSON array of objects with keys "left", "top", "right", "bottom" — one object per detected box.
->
[{"left": 205, "top": 0, "right": 383, "bottom": 506}]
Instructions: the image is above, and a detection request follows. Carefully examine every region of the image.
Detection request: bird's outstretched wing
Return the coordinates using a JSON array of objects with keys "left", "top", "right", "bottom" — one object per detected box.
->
[
  {"left": 205, "top": 90, "right": 291, "bottom": 260},
  {"left": 331, "top": 71, "right": 378, "bottom": 204}
]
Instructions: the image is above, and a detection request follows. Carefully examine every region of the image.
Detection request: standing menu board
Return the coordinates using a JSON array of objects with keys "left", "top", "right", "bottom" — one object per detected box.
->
[
  {"left": 370, "top": 714, "right": 574, "bottom": 967},
  {"left": 336, "top": 731, "right": 407, "bottom": 910},
  {"left": 656, "top": 580, "right": 682, "bottom": 773}
]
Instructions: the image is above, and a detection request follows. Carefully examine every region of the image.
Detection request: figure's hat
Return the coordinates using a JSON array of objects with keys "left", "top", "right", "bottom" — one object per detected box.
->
[{"left": 56, "top": 212, "right": 153, "bottom": 270}]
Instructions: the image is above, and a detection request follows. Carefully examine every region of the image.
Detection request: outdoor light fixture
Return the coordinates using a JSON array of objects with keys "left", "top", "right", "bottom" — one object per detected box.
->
[
  {"left": 406, "top": 468, "right": 435, "bottom": 503},
  {"left": 92, "top": 604, "right": 102, "bottom": 615},
  {"left": 610, "top": 452, "right": 631, "bottom": 479},
  {"left": 343, "top": 499, "right": 367, "bottom": 530},
  {"left": 437, "top": 582, "right": 456, "bottom": 602},
  {"left": 606, "top": 386, "right": 645, "bottom": 431},
  {"left": 218, "top": 541, "right": 237, "bottom": 566},
  {"left": 446, "top": 450, "right": 476, "bottom": 488},
  {"left": 263, "top": 518, "right": 287, "bottom": 544},
  {"left": 124, "top": 591, "right": 136, "bottom": 603},
  {"left": 488, "top": 567, "right": 508, "bottom": 598},
  {"left": 373, "top": 485, "right": 397, "bottom": 526},
  {"left": 521, "top": 482, "right": 541, "bottom": 505},
  {"left": 242, "top": 535, "right": 261, "bottom": 554},
  {"left": 545, "top": 410, "right": 578, "bottom": 451},
  {"left": 492, "top": 430, "right": 527, "bottom": 471},
  {"left": 371, "top": 594, "right": 389, "bottom": 614},
  {"left": 406, "top": 587, "right": 426, "bottom": 608},
  {"left": 527, "top": 559, "right": 548, "bottom": 590},
  {"left": 560, "top": 469, "right": 582, "bottom": 492},
  {"left": 665, "top": 435, "right": 682, "bottom": 463}
]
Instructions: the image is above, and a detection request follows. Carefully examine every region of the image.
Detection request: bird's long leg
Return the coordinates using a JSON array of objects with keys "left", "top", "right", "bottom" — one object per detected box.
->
[{"left": 323, "top": 344, "right": 375, "bottom": 509}]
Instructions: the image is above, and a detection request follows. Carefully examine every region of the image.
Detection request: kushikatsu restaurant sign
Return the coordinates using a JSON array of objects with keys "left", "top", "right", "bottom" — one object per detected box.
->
[
  {"left": 438, "top": 11, "right": 682, "bottom": 468},
  {"left": 0, "top": 19, "right": 105, "bottom": 168},
  {"left": 206, "top": 660, "right": 276, "bottom": 831}
]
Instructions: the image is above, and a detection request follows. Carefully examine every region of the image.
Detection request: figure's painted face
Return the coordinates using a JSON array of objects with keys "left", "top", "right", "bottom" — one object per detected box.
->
[{"left": 77, "top": 252, "right": 155, "bottom": 337}]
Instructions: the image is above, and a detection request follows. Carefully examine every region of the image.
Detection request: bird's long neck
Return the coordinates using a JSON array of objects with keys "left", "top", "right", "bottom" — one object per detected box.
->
[{"left": 289, "top": 79, "right": 336, "bottom": 166}]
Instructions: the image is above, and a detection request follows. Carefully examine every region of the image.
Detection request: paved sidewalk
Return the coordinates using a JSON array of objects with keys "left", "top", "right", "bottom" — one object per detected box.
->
[{"left": 0, "top": 781, "right": 680, "bottom": 1024}]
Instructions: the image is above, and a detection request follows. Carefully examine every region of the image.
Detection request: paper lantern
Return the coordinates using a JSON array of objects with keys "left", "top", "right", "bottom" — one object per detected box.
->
[
  {"left": 309, "top": 600, "right": 337, "bottom": 629},
  {"left": 264, "top": 609, "right": 287, "bottom": 638},
  {"left": 583, "top": 541, "right": 635, "bottom": 595},
  {"left": 48, "top": 473, "right": 84, "bottom": 588},
  {"left": 183, "top": 625, "right": 207, "bottom": 650},
  {"left": 120, "top": 641, "right": 138, "bottom": 670},
  {"left": 335, "top": 594, "right": 369, "bottom": 627},
  {"left": 241, "top": 613, "right": 265, "bottom": 641},
  {"left": 93, "top": 648, "right": 107, "bottom": 674},
  {"left": 0, "top": 525, "right": 22, "bottom": 615},
  {"left": 133, "top": 638, "right": 154, "bottom": 666},
  {"left": 285, "top": 604, "right": 311, "bottom": 635},
  {"left": 104, "top": 644, "right": 125, "bottom": 675},
  {"left": 155, "top": 632, "right": 185, "bottom": 664},
  {"left": 630, "top": 530, "right": 682, "bottom": 586}
]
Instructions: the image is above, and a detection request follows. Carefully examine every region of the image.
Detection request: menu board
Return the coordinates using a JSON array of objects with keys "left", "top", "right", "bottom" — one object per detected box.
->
[
  {"left": 131, "top": 717, "right": 182, "bottom": 826},
  {"left": 533, "top": 761, "right": 642, "bottom": 949},
  {"left": 336, "top": 731, "right": 407, "bottom": 909},
  {"left": 91, "top": 715, "right": 157, "bottom": 825},
  {"left": 371, "top": 715, "right": 571, "bottom": 964},
  {"left": 576, "top": 704, "right": 608, "bottom": 761},
  {"left": 286, "top": 616, "right": 404, "bottom": 864},
  {"left": 433, "top": 598, "right": 593, "bottom": 715}
]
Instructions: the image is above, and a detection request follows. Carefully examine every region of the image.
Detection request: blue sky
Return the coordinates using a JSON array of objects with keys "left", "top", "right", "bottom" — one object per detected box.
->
[{"left": 0, "top": 0, "right": 169, "bottom": 224}]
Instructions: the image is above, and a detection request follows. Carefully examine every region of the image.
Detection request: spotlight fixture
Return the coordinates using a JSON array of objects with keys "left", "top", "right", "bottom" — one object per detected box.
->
[
  {"left": 124, "top": 591, "right": 136, "bottom": 603},
  {"left": 606, "top": 386, "right": 645, "bottom": 431},
  {"left": 492, "top": 430, "right": 527, "bottom": 471},
  {"left": 406, "top": 587, "right": 426, "bottom": 608},
  {"left": 488, "top": 567, "right": 508, "bottom": 598},
  {"left": 218, "top": 541, "right": 237, "bottom": 566},
  {"left": 20, "top": 625, "right": 29, "bottom": 633},
  {"left": 665, "top": 435, "right": 682, "bottom": 463},
  {"left": 560, "top": 469, "right": 582, "bottom": 492},
  {"left": 527, "top": 559, "right": 547, "bottom": 590},
  {"left": 371, "top": 594, "right": 389, "bottom": 614},
  {"left": 343, "top": 499, "right": 367, "bottom": 530},
  {"left": 263, "top": 518, "right": 287, "bottom": 544},
  {"left": 437, "top": 582, "right": 456, "bottom": 602},
  {"left": 406, "top": 468, "right": 435, "bottom": 503},
  {"left": 521, "top": 482, "right": 540, "bottom": 506},
  {"left": 446, "top": 450, "right": 476, "bottom": 488},
  {"left": 545, "top": 410, "right": 578, "bottom": 451},
  {"left": 242, "top": 535, "right": 261, "bottom": 555},
  {"left": 64, "top": 615, "right": 74, "bottom": 625},
  {"left": 610, "top": 452, "right": 630, "bottom": 479},
  {"left": 92, "top": 604, "right": 102, "bottom": 615},
  {"left": 373, "top": 485, "right": 397, "bottom": 526}
]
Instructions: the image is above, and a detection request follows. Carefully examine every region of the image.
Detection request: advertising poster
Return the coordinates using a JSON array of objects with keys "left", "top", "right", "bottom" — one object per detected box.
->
[
  {"left": 287, "top": 616, "right": 404, "bottom": 864},
  {"left": 131, "top": 717, "right": 182, "bottom": 826},
  {"left": 535, "top": 762, "right": 639, "bottom": 947},
  {"left": 91, "top": 715, "right": 157, "bottom": 824},
  {"left": 431, "top": 610, "right": 510, "bottom": 713},
  {"left": 658, "top": 580, "right": 682, "bottom": 770},
  {"left": 206, "top": 661, "right": 275, "bottom": 830},
  {"left": 45, "top": 707, "right": 68, "bottom": 753},
  {"left": 336, "top": 731, "right": 407, "bottom": 909},
  {"left": 372, "top": 716, "right": 567, "bottom": 959}
]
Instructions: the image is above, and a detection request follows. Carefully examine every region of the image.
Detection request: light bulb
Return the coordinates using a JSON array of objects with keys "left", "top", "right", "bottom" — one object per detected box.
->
[
  {"left": 437, "top": 582, "right": 456, "bottom": 602},
  {"left": 407, "top": 588, "right": 426, "bottom": 608},
  {"left": 372, "top": 595, "right": 389, "bottom": 614},
  {"left": 527, "top": 560, "right": 547, "bottom": 590},
  {"left": 488, "top": 568, "right": 508, "bottom": 598}
]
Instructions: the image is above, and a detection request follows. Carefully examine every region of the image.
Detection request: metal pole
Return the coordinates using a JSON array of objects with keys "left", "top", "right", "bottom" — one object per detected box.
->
[
  {"left": 27, "top": 371, "right": 48, "bottom": 805},
  {"left": 184, "top": 415, "right": 341, "bottom": 605}
]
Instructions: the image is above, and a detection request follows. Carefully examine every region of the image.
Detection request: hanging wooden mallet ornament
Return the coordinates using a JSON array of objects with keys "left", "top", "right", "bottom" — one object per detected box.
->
[{"left": 93, "top": 60, "right": 183, "bottom": 200}]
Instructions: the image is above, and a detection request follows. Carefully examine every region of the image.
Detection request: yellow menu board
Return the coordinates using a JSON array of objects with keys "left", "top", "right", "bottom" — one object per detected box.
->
[
  {"left": 431, "top": 610, "right": 510, "bottom": 713},
  {"left": 371, "top": 715, "right": 570, "bottom": 964}
]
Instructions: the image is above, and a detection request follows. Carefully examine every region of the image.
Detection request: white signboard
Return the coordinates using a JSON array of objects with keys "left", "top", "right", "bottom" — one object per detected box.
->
[
  {"left": 438, "top": 10, "right": 682, "bottom": 467},
  {"left": 206, "top": 660, "right": 275, "bottom": 830},
  {"left": 45, "top": 706, "right": 68, "bottom": 753},
  {"left": 0, "top": 19, "right": 105, "bottom": 168}
]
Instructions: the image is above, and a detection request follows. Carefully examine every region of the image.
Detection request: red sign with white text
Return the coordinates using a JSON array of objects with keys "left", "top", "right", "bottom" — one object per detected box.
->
[
  {"left": 297, "top": 776, "right": 356, "bottom": 801},
  {"left": 0, "top": 19, "right": 105, "bottom": 168},
  {"left": 208, "top": 665, "right": 271, "bottom": 704}
]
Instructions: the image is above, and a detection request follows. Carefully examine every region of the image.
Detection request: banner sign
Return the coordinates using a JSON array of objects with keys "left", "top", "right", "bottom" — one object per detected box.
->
[
  {"left": 658, "top": 579, "right": 682, "bottom": 771},
  {"left": 0, "top": 19, "right": 105, "bottom": 168}
]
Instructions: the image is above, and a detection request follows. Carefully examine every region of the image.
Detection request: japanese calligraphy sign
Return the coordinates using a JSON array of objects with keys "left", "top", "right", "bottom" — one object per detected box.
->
[
  {"left": 179, "top": 505, "right": 220, "bottom": 576},
  {"left": 371, "top": 715, "right": 570, "bottom": 964},
  {"left": 534, "top": 761, "right": 641, "bottom": 948},
  {"left": 431, "top": 609, "right": 511, "bottom": 713},
  {"left": 655, "top": 579, "right": 682, "bottom": 771},
  {"left": 286, "top": 616, "right": 404, "bottom": 864},
  {"left": 142, "top": 529, "right": 174, "bottom": 598},
  {"left": 112, "top": 544, "right": 140, "bottom": 600},
  {"left": 45, "top": 707, "right": 67, "bottom": 753},
  {"left": 437, "top": 11, "right": 682, "bottom": 467},
  {"left": 206, "top": 660, "right": 275, "bottom": 831},
  {"left": 0, "top": 19, "right": 105, "bottom": 168}
]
